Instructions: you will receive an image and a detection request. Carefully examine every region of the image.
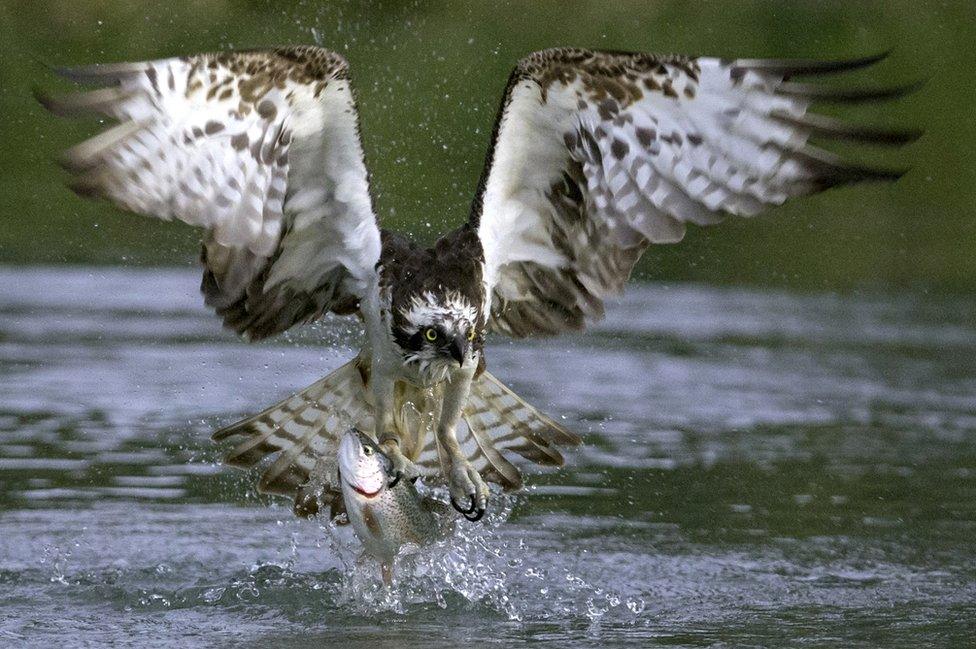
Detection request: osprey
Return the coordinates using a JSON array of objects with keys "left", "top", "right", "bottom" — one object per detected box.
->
[{"left": 39, "top": 46, "right": 917, "bottom": 522}]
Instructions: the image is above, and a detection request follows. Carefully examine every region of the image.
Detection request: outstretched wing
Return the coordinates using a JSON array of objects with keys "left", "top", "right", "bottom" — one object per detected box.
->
[
  {"left": 472, "top": 48, "right": 919, "bottom": 337},
  {"left": 39, "top": 46, "right": 381, "bottom": 340}
]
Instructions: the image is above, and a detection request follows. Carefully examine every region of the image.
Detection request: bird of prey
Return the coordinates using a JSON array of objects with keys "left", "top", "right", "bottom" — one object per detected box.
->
[{"left": 38, "top": 46, "right": 917, "bottom": 522}]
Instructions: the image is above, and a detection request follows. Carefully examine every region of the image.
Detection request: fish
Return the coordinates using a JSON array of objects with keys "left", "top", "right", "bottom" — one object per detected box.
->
[{"left": 337, "top": 428, "right": 444, "bottom": 584}]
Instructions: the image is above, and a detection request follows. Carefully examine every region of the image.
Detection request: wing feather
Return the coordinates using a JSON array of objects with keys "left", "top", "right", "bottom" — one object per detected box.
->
[
  {"left": 212, "top": 359, "right": 372, "bottom": 508},
  {"left": 472, "top": 48, "right": 918, "bottom": 337},
  {"left": 409, "top": 371, "right": 581, "bottom": 489},
  {"left": 39, "top": 46, "right": 381, "bottom": 340}
]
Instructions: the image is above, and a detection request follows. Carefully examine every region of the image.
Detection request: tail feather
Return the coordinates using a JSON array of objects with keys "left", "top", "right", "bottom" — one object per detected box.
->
[
  {"left": 501, "top": 436, "right": 566, "bottom": 467},
  {"left": 223, "top": 433, "right": 284, "bottom": 469},
  {"left": 466, "top": 421, "right": 524, "bottom": 489},
  {"left": 211, "top": 360, "right": 582, "bottom": 512},
  {"left": 211, "top": 358, "right": 371, "bottom": 505},
  {"left": 466, "top": 371, "right": 582, "bottom": 466},
  {"left": 258, "top": 425, "right": 326, "bottom": 496},
  {"left": 413, "top": 370, "right": 582, "bottom": 491},
  {"left": 216, "top": 396, "right": 325, "bottom": 469}
]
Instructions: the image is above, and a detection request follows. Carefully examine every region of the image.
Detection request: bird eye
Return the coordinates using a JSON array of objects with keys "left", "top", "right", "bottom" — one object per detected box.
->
[
  {"left": 424, "top": 328, "right": 438, "bottom": 342},
  {"left": 362, "top": 445, "right": 373, "bottom": 456},
  {"left": 467, "top": 327, "right": 476, "bottom": 341}
]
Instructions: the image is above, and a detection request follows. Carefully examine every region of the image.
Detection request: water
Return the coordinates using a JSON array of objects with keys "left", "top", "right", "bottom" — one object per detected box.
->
[{"left": 0, "top": 266, "right": 973, "bottom": 647}]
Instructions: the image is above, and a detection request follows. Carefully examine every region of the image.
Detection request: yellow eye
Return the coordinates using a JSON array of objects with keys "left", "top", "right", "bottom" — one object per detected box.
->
[
  {"left": 424, "top": 328, "right": 438, "bottom": 342},
  {"left": 467, "top": 327, "right": 476, "bottom": 341}
]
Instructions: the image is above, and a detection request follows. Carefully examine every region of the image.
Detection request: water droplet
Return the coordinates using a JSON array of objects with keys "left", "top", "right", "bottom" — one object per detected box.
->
[{"left": 201, "top": 587, "right": 225, "bottom": 603}]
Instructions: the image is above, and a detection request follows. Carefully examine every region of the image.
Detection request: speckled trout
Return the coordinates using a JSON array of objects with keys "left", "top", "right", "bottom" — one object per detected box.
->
[{"left": 337, "top": 428, "right": 443, "bottom": 584}]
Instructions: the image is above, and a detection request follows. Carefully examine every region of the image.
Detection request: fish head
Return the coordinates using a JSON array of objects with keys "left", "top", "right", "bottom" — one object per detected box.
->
[{"left": 338, "top": 428, "right": 391, "bottom": 499}]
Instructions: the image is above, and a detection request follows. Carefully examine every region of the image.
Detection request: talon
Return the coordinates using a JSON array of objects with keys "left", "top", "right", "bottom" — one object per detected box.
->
[
  {"left": 409, "top": 475, "right": 419, "bottom": 485},
  {"left": 451, "top": 494, "right": 477, "bottom": 515},
  {"left": 388, "top": 470, "right": 402, "bottom": 489},
  {"left": 463, "top": 507, "right": 485, "bottom": 522}
]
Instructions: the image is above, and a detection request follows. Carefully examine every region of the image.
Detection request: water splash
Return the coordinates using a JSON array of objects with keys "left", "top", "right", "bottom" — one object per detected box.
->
[
  {"left": 320, "top": 489, "right": 520, "bottom": 617},
  {"left": 40, "top": 543, "right": 73, "bottom": 585},
  {"left": 317, "top": 490, "right": 644, "bottom": 625}
]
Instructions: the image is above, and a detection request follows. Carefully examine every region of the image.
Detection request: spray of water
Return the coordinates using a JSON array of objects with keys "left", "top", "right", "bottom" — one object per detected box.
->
[{"left": 316, "top": 488, "right": 645, "bottom": 625}]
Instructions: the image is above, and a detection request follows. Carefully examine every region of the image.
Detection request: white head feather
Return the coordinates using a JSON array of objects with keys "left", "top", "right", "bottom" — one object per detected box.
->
[
  {"left": 397, "top": 290, "right": 479, "bottom": 384},
  {"left": 399, "top": 290, "right": 479, "bottom": 334}
]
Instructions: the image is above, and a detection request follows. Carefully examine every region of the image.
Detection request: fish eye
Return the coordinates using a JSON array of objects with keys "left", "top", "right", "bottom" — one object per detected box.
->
[
  {"left": 467, "top": 327, "right": 476, "bottom": 341},
  {"left": 362, "top": 445, "right": 373, "bottom": 456},
  {"left": 424, "top": 327, "right": 438, "bottom": 342}
]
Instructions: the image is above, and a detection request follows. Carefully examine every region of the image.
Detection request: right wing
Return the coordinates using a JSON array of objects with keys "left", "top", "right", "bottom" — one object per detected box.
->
[
  {"left": 38, "top": 46, "right": 381, "bottom": 340},
  {"left": 471, "top": 49, "right": 919, "bottom": 338}
]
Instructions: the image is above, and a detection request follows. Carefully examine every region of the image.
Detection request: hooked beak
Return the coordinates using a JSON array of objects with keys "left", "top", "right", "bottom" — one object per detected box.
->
[{"left": 449, "top": 335, "right": 469, "bottom": 366}]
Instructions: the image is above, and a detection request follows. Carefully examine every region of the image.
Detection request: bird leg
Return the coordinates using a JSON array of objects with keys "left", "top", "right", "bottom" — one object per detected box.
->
[
  {"left": 437, "top": 366, "right": 488, "bottom": 521},
  {"left": 373, "top": 369, "right": 420, "bottom": 486},
  {"left": 378, "top": 432, "right": 420, "bottom": 487}
]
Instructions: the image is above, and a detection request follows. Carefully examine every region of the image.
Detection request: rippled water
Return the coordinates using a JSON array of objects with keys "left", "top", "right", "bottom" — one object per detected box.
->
[{"left": 1, "top": 267, "right": 974, "bottom": 647}]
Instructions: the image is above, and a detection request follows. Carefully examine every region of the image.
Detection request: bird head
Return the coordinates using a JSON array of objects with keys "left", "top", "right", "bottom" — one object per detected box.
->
[{"left": 392, "top": 288, "right": 483, "bottom": 380}]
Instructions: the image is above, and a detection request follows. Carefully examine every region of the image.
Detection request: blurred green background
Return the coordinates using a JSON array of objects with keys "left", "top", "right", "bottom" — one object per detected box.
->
[{"left": 0, "top": 0, "right": 972, "bottom": 291}]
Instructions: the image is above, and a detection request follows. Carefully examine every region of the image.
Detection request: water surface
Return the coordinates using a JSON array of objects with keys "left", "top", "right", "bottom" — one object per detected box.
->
[{"left": 1, "top": 267, "right": 974, "bottom": 647}]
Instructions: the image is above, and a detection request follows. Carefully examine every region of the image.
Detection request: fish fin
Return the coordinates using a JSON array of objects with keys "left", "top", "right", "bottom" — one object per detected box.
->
[
  {"left": 414, "top": 371, "right": 582, "bottom": 490},
  {"left": 212, "top": 358, "right": 372, "bottom": 513}
]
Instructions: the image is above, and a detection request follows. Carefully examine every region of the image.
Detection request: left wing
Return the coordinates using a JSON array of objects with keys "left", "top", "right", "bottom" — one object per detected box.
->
[
  {"left": 472, "top": 48, "right": 919, "bottom": 337},
  {"left": 38, "top": 46, "right": 381, "bottom": 340}
]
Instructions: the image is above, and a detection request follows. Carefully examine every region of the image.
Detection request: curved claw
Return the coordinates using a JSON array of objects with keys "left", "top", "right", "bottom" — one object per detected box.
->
[
  {"left": 451, "top": 494, "right": 477, "bottom": 515},
  {"left": 387, "top": 470, "right": 402, "bottom": 489},
  {"left": 462, "top": 507, "right": 485, "bottom": 522}
]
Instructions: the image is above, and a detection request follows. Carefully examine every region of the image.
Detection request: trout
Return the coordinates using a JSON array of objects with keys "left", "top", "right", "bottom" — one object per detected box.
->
[{"left": 337, "top": 428, "right": 443, "bottom": 584}]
